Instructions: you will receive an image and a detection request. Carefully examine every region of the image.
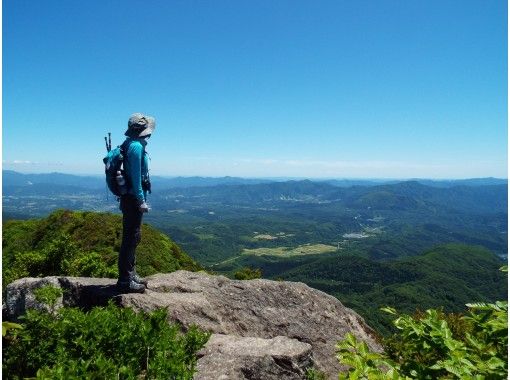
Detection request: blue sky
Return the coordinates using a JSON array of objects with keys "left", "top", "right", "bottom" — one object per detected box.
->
[{"left": 3, "top": 0, "right": 507, "bottom": 178}]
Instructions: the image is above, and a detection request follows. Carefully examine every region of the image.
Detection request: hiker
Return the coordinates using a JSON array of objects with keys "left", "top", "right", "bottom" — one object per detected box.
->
[{"left": 117, "top": 113, "right": 155, "bottom": 293}]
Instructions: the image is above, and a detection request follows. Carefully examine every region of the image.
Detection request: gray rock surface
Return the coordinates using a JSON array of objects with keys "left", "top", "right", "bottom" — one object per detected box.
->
[
  {"left": 195, "top": 334, "right": 312, "bottom": 380},
  {"left": 4, "top": 276, "right": 64, "bottom": 316},
  {"left": 4, "top": 271, "right": 382, "bottom": 379}
]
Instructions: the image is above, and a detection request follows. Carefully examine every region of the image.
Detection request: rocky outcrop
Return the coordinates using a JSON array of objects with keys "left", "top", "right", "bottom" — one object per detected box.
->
[
  {"left": 4, "top": 271, "right": 381, "bottom": 379},
  {"left": 195, "top": 334, "right": 313, "bottom": 380}
]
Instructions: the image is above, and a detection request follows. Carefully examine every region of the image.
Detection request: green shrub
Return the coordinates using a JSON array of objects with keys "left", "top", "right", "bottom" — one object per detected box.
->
[
  {"left": 33, "top": 284, "right": 63, "bottom": 312},
  {"left": 337, "top": 332, "right": 399, "bottom": 379},
  {"left": 3, "top": 302, "right": 210, "bottom": 379},
  {"left": 2, "top": 322, "right": 22, "bottom": 338},
  {"left": 68, "top": 251, "right": 118, "bottom": 278},
  {"left": 234, "top": 267, "right": 263, "bottom": 280},
  {"left": 3, "top": 250, "right": 47, "bottom": 286},
  {"left": 336, "top": 301, "right": 508, "bottom": 379}
]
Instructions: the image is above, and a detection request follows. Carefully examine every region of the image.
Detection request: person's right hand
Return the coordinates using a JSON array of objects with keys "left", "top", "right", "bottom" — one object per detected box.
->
[{"left": 139, "top": 201, "right": 149, "bottom": 213}]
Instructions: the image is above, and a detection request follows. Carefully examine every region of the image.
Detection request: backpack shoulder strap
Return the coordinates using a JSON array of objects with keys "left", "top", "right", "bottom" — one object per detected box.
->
[
  {"left": 121, "top": 139, "right": 145, "bottom": 168},
  {"left": 120, "top": 139, "right": 131, "bottom": 154}
]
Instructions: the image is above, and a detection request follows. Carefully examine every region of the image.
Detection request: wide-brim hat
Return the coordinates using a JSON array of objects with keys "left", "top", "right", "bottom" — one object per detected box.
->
[{"left": 125, "top": 113, "right": 156, "bottom": 137}]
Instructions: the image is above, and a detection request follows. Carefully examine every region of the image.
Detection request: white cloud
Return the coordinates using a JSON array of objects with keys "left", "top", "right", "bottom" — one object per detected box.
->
[
  {"left": 3, "top": 160, "right": 38, "bottom": 165},
  {"left": 3, "top": 160, "right": 63, "bottom": 167}
]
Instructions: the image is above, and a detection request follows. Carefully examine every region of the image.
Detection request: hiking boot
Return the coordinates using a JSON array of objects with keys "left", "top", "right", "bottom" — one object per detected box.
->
[
  {"left": 132, "top": 273, "right": 148, "bottom": 286},
  {"left": 117, "top": 280, "right": 146, "bottom": 293}
]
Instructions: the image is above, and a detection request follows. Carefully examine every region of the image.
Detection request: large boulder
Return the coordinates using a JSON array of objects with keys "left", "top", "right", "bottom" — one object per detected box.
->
[
  {"left": 4, "top": 271, "right": 381, "bottom": 379},
  {"left": 195, "top": 334, "right": 313, "bottom": 380}
]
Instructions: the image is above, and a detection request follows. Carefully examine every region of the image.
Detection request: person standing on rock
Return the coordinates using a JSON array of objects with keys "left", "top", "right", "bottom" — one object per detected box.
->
[{"left": 117, "top": 113, "right": 155, "bottom": 293}]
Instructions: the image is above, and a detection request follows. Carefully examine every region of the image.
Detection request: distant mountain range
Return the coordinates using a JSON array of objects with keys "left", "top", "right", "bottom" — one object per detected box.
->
[
  {"left": 2, "top": 170, "right": 272, "bottom": 190},
  {"left": 3, "top": 170, "right": 507, "bottom": 192},
  {"left": 3, "top": 170, "right": 508, "bottom": 227},
  {"left": 140, "top": 179, "right": 507, "bottom": 220}
]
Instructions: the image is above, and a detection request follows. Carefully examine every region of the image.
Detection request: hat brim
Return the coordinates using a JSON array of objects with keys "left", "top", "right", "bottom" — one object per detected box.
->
[
  {"left": 138, "top": 123, "right": 155, "bottom": 137},
  {"left": 124, "top": 117, "right": 156, "bottom": 137}
]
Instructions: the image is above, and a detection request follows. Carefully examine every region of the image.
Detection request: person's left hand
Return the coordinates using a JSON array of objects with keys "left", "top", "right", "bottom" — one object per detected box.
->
[{"left": 139, "top": 202, "right": 149, "bottom": 213}]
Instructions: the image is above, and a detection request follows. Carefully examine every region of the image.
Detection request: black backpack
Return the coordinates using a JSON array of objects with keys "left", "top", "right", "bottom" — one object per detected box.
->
[
  {"left": 103, "top": 133, "right": 150, "bottom": 197},
  {"left": 103, "top": 136, "right": 131, "bottom": 197}
]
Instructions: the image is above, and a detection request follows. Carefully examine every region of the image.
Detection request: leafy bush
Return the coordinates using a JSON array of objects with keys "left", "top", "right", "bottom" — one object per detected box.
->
[
  {"left": 336, "top": 301, "right": 508, "bottom": 379},
  {"left": 33, "top": 284, "right": 63, "bottom": 312},
  {"left": 3, "top": 301, "right": 210, "bottom": 379},
  {"left": 67, "top": 251, "right": 118, "bottom": 277},
  {"left": 337, "top": 333, "right": 399, "bottom": 379},
  {"left": 234, "top": 267, "right": 263, "bottom": 280},
  {"left": 2, "top": 322, "right": 22, "bottom": 338}
]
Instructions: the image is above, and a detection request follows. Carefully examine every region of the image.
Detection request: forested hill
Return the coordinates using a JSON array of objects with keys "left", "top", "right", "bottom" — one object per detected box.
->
[
  {"left": 2, "top": 209, "right": 202, "bottom": 287},
  {"left": 276, "top": 244, "right": 507, "bottom": 333},
  {"left": 151, "top": 180, "right": 507, "bottom": 212}
]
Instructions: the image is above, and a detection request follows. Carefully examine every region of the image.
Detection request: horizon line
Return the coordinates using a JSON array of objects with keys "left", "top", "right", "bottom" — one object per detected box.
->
[{"left": 3, "top": 169, "right": 508, "bottom": 182}]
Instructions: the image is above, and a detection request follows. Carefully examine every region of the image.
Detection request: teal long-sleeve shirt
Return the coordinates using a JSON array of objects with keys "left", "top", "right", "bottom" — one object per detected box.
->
[{"left": 123, "top": 137, "right": 149, "bottom": 203}]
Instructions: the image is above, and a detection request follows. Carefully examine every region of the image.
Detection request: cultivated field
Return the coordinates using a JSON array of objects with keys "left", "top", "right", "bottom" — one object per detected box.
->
[{"left": 242, "top": 243, "right": 338, "bottom": 257}]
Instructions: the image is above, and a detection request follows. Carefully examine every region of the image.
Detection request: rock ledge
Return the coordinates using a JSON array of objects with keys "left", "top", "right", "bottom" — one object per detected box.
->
[{"left": 4, "top": 271, "right": 381, "bottom": 379}]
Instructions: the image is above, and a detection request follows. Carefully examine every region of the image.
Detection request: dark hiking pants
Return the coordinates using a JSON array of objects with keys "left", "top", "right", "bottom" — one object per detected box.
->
[{"left": 119, "top": 195, "right": 143, "bottom": 282}]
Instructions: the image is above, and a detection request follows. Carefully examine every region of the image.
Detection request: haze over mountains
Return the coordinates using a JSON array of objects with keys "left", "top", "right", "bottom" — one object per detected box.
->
[{"left": 4, "top": 170, "right": 508, "bottom": 190}]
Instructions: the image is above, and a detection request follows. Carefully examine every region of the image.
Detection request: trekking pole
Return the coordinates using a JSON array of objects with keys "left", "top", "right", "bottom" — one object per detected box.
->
[
  {"left": 108, "top": 132, "right": 112, "bottom": 151},
  {"left": 104, "top": 136, "right": 109, "bottom": 152}
]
